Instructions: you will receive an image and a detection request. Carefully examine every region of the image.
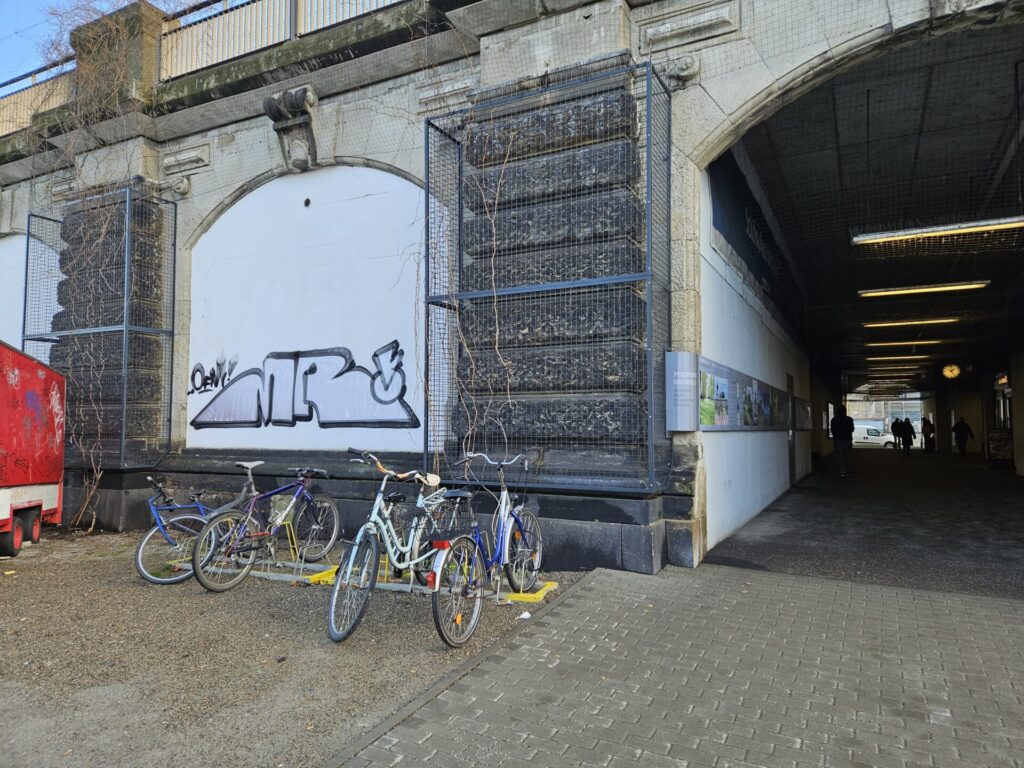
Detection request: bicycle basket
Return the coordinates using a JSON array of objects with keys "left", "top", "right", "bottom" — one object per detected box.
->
[{"left": 421, "top": 502, "right": 475, "bottom": 542}]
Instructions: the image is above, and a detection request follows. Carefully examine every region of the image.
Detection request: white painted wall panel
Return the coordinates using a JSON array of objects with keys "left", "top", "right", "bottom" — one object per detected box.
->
[
  {"left": 0, "top": 235, "right": 26, "bottom": 346},
  {"left": 699, "top": 171, "right": 812, "bottom": 548},
  {"left": 186, "top": 165, "right": 424, "bottom": 452}
]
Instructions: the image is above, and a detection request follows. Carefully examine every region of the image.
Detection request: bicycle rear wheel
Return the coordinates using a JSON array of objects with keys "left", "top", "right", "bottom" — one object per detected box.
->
[
  {"left": 293, "top": 493, "right": 340, "bottom": 562},
  {"left": 327, "top": 534, "right": 379, "bottom": 642},
  {"left": 504, "top": 508, "right": 543, "bottom": 593},
  {"left": 134, "top": 514, "right": 205, "bottom": 585},
  {"left": 432, "top": 537, "right": 484, "bottom": 648},
  {"left": 192, "top": 510, "right": 262, "bottom": 593}
]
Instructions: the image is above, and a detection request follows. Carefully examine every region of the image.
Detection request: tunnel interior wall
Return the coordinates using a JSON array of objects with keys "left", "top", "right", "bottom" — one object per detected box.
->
[{"left": 698, "top": 171, "right": 811, "bottom": 549}]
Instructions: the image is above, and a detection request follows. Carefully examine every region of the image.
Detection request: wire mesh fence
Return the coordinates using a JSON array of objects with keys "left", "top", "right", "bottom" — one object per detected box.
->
[
  {"left": 425, "top": 63, "right": 671, "bottom": 492},
  {"left": 23, "top": 183, "right": 176, "bottom": 469}
]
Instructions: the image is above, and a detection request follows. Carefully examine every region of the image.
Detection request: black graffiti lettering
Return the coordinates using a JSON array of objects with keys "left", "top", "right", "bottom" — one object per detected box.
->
[
  {"left": 189, "top": 340, "right": 419, "bottom": 430},
  {"left": 188, "top": 354, "right": 239, "bottom": 395}
]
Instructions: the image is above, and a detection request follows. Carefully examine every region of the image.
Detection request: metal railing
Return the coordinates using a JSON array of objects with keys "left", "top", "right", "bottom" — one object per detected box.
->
[
  {"left": 160, "top": 0, "right": 406, "bottom": 81},
  {"left": 0, "top": 0, "right": 407, "bottom": 135},
  {"left": 0, "top": 64, "right": 75, "bottom": 139}
]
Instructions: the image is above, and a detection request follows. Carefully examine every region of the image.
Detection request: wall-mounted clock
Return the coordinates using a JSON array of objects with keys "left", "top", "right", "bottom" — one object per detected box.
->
[{"left": 942, "top": 364, "right": 961, "bottom": 380}]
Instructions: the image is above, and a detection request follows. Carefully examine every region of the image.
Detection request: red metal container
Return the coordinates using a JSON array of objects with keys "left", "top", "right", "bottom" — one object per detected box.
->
[{"left": 0, "top": 341, "right": 65, "bottom": 556}]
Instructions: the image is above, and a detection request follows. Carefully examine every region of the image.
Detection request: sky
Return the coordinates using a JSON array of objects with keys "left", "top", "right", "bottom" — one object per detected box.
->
[{"left": 0, "top": 0, "right": 58, "bottom": 89}]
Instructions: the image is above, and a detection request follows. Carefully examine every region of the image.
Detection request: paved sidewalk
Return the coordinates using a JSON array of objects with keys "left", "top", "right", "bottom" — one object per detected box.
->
[{"left": 341, "top": 566, "right": 1024, "bottom": 768}]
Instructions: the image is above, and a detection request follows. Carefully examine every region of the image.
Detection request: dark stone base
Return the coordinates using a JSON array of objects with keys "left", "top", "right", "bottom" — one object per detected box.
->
[{"left": 61, "top": 450, "right": 695, "bottom": 574}]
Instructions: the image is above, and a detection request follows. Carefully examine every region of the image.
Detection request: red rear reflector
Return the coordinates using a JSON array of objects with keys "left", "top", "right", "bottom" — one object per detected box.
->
[
  {"left": 426, "top": 572, "right": 436, "bottom": 589},
  {"left": 430, "top": 540, "right": 450, "bottom": 549}
]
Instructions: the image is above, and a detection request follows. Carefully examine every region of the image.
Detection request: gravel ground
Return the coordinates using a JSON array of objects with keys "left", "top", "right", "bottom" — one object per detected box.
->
[{"left": 0, "top": 530, "right": 585, "bottom": 768}]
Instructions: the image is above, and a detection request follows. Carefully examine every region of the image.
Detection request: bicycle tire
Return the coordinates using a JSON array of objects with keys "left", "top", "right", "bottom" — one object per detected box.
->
[
  {"left": 293, "top": 493, "right": 341, "bottom": 562},
  {"left": 192, "top": 510, "right": 262, "bottom": 593},
  {"left": 327, "top": 534, "right": 379, "bottom": 642},
  {"left": 504, "top": 508, "right": 543, "bottom": 593},
  {"left": 134, "top": 513, "right": 206, "bottom": 585},
  {"left": 432, "top": 536, "right": 484, "bottom": 648}
]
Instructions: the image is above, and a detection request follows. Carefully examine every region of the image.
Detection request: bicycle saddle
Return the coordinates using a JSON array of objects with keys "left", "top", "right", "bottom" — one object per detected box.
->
[
  {"left": 234, "top": 461, "right": 265, "bottom": 470},
  {"left": 443, "top": 489, "right": 473, "bottom": 499},
  {"left": 384, "top": 492, "right": 406, "bottom": 504},
  {"left": 188, "top": 491, "right": 206, "bottom": 502}
]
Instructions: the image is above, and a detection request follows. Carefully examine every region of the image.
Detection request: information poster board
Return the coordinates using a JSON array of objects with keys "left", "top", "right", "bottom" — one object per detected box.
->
[{"left": 697, "top": 357, "right": 811, "bottom": 432}]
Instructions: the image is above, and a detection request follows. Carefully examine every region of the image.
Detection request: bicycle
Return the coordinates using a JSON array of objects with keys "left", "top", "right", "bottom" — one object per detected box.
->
[
  {"left": 445, "top": 452, "right": 543, "bottom": 593},
  {"left": 327, "top": 449, "right": 479, "bottom": 645},
  {"left": 133, "top": 475, "right": 250, "bottom": 585},
  {"left": 191, "top": 463, "right": 341, "bottom": 593}
]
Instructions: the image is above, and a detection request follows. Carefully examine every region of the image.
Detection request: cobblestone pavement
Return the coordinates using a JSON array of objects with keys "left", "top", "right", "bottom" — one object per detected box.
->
[{"left": 341, "top": 565, "right": 1024, "bottom": 768}]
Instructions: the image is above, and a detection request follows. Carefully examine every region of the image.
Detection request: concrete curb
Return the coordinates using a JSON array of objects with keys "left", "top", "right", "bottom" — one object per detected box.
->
[{"left": 321, "top": 568, "right": 603, "bottom": 768}]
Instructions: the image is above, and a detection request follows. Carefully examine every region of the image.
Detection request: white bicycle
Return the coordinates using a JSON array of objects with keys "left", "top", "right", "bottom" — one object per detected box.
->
[{"left": 327, "top": 449, "right": 480, "bottom": 645}]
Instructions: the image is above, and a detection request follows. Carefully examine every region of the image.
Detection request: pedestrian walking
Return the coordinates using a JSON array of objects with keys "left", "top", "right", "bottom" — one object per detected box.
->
[
  {"left": 902, "top": 418, "right": 916, "bottom": 454},
  {"left": 921, "top": 417, "right": 935, "bottom": 452},
  {"left": 952, "top": 417, "right": 974, "bottom": 456},
  {"left": 830, "top": 405, "right": 855, "bottom": 477},
  {"left": 890, "top": 418, "right": 904, "bottom": 451}
]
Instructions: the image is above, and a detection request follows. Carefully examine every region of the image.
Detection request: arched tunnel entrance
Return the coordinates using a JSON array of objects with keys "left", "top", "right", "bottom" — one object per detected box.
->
[{"left": 700, "top": 19, "right": 1024, "bottom": 596}]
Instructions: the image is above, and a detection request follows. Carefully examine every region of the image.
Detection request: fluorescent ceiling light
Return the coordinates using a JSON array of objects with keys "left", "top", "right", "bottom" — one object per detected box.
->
[
  {"left": 863, "top": 318, "right": 959, "bottom": 328},
  {"left": 852, "top": 214, "right": 1024, "bottom": 245},
  {"left": 866, "top": 355, "right": 931, "bottom": 361},
  {"left": 858, "top": 281, "right": 990, "bottom": 298},
  {"left": 867, "top": 365, "right": 924, "bottom": 371},
  {"left": 865, "top": 340, "right": 944, "bottom": 347}
]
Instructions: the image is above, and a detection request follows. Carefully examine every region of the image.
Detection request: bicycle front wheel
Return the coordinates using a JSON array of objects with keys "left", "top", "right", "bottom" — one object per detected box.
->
[
  {"left": 192, "top": 510, "right": 262, "bottom": 593},
  {"left": 293, "top": 493, "right": 340, "bottom": 562},
  {"left": 134, "top": 514, "right": 205, "bottom": 585},
  {"left": 505, "top": 508, "right": 543, "bottom": 593},
  {"left": 432, "top": 537, "right": 484, "bottom": 648},
  {"left": 327, "top": 534, "right": 379, "bottom": 642}
]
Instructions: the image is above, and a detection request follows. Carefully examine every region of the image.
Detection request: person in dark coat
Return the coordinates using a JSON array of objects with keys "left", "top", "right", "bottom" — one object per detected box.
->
[
  {"left": 901, "top": 418, "right": 916, "bottom": 453},
  {"left": 890, "top": 418, "right": 904, "bottom": 450},
  {"left": 830, "top": 405, "right": 855, "bottom": 476},
  {"left": 952, "top": 417, "right": 974, "bottom": 456},
  {"left": 921, "top": 418, "right": 935, "bottom": 452}
]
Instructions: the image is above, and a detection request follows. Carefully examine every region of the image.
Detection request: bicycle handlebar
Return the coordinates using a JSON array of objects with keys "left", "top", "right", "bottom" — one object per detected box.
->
[
  {"left": 146, "top": 475, "right": 175, "bottom": 503},
  {"left": 459, "top": 452, "right": 528, "bottom": 469},
  {"left": 287, "top": 466, "right": 329, "bottom": 479},
  {"left": 345, "top": 448, "right": 438, "bottom": 485}
]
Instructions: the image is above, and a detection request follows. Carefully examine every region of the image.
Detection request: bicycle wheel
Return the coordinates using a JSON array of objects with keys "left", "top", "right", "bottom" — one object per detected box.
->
[
  {"left": 327, "top": 533, "right": 379, "bottom": 642},
  {"left": 134, "top": 514, "right": 206, "bottom": 585},
  {"left": 432, "top": 537, "right": 484, "bottom": 648},
  {"left": 504, "top": 508, "right": 543, "bottom": 593},
  {"left": 293, "top": 493, "right": 340, "bottom": 562},
  {"left": 192, "top": 510, "right": 262, "bottom": 593}
]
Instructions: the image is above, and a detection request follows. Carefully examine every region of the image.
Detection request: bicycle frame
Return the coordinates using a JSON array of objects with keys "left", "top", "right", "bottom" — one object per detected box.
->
[
  {"left": 350, "top": 473, "right": 438, "bottom": 572},
  {"left": 146, "top": 493, "right": 215, "bottom": 546},
  {"left": 468, "top": 468, "right": 524, "bottom": 574}
]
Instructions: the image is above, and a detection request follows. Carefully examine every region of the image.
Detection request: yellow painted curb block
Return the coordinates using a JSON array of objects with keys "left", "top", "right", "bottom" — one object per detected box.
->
[
  {"left": 507, "top": 580, "right": 558, "bottom": 603},
  {"left": 306, "top": 566, "right": 338, "bottom": 586}
]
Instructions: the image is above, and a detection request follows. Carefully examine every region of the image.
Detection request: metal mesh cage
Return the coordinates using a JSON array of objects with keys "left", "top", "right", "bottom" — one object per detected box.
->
[
  {"left": 23, "top": 183, "right": 176, "bottom": 469},
  {"left": 425, "top": 63, "right": 671, "bottom": 492}
]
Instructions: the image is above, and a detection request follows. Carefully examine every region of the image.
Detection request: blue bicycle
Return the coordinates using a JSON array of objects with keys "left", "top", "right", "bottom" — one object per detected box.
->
[
  {"left": 191, "top": 463, "right": 341, "bottom": 593},
  {"left": 431, "top": 453, "right": 543, "bottom": 645},
  {"left": 133, "top": 475, "right": 250, "bottom": 585}
]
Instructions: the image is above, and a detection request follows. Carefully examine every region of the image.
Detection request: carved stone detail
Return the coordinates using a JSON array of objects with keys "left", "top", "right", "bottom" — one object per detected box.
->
[
  {"left": 262, "top": 86, "right": 321, "bottom": 173},
  {"left": 659, "top": 55, "right": 702, "bottom": 90},
  {"left": 638, "top": 0, "right": 740, "bottom": 54}
]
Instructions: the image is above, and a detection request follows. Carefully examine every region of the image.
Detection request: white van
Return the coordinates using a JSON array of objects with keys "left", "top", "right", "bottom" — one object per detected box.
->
[{"left": 852, "top": 424, "right": 895, "bottom": 447}]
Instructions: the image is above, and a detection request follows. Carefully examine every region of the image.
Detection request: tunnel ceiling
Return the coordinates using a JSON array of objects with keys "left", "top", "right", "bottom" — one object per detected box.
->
[{"left": 738, "top": 20, "right": 1024, "bottom": 394}]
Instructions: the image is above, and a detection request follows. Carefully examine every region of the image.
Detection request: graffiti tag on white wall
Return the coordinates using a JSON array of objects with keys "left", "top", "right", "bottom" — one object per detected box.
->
[{"left": 189, "top": 340, "right": 419, "bottom": 430}]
